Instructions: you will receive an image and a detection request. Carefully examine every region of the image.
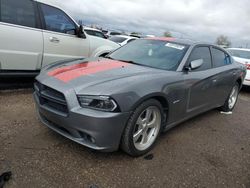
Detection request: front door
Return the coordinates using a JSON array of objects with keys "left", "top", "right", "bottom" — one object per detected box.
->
[
  {"left": 184, "top": 46, "right": 217, "bottom": 117},
  {"left": 39, "top": 3, "right": 90, "bottom": 67}
]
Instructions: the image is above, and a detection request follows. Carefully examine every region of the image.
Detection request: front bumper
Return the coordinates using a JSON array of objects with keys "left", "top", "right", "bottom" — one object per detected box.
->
[{"left": 34, "top": 90, "right": 131, "bottom": 152}]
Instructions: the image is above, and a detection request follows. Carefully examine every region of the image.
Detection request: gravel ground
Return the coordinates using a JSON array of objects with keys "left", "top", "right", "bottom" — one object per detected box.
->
[{"left": 0, "top": 87, "right": 250, "bottom": 188}]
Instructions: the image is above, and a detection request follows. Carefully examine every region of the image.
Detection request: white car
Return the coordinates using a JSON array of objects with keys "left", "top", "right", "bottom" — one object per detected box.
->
[
  {"left": 84, "top": 27, "right": 107, "bottom": 39},
  {"left": 0, "top": 0, "right": 119, "bottom": 76},
  {"left": 103, "top": 30, "right": 122, "bottom": 38},
  {"left": 109, "top": 35, "right": 137, "bottom": 46},
  {"left": 227, "top": 48, "right": 250, "bottom": 86}
]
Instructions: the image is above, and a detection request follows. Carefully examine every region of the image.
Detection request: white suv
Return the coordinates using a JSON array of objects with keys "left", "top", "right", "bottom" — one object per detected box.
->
[{"left": 0, "top": 0, "right": 119, "bottom": 76}]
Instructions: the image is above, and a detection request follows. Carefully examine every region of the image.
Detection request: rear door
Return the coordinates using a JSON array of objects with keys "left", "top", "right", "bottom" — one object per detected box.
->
[
  {"left": 0, "top": 0, "right": 43, "bottom": 70},
  {"left": 39, "top": 3, "right": 90, "bottom": 67},
  {"left": 184, "top": 46, "right": 217, "bottom": 116},
  {"left": 210, "top": 47, "right": 236, "bottom": 106}
]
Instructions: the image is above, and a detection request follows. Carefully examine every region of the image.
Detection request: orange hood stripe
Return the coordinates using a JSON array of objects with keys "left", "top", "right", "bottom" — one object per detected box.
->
[{"left": 48, "top": 60, "right": 129, "bottom": 82}]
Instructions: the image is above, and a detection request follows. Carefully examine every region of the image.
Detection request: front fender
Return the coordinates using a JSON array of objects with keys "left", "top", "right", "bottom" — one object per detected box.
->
[{"left": 90, "top": 46, "right": 117, "bottom": 57}]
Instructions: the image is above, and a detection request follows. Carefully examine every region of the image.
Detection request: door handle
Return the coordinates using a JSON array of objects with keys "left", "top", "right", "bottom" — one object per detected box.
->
[
  {"left": 212, "top": 79, "right": 217, "bottom": 83},
  {"left": 49, "top": 37, "right": 60, "bottom": 43}
]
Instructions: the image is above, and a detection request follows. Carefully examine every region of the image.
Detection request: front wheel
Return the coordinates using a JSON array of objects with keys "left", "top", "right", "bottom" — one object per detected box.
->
[
  {"left": 121, "top": 99, "right": 164, "bottom": 157},
  {"left": 220, "top": 82, "right": 240, "bottom": 112}
]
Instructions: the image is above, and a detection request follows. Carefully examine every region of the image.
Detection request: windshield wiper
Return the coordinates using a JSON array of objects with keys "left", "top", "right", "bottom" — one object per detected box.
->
[
  {"left": 105, "top": 57, "right": 146, "bottom": 67},
  {"left": 104, "top": 56, "right": 115, "bottom": 60},
  {"left": 116, "top": 59, "right": 142, "bottom": 66}
]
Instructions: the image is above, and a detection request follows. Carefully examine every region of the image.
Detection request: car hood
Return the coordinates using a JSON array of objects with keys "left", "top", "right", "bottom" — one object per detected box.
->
[{"left": 38, "top": 58, "right": 177, "bottom": 95}]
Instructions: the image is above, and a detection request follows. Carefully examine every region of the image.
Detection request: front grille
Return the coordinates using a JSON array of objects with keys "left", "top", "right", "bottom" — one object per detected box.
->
[{"left": 34, "top": 81, "right": 68, "bottom": 115}]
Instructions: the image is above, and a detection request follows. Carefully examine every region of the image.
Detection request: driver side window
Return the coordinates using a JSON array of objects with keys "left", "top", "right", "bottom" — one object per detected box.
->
[
  {"left": 188, "top": 46, "right": 212, "bottom": 71},
  {"left": 41, "top": 4, "right": 76, "bottom": 35}
]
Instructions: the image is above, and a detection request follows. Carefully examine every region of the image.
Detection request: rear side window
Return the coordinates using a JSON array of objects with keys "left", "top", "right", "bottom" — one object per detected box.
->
[
  {"left": 41, "top": 4, "right": 76, "bottom": 35},
  {"left": 188, "top": 46, "right": 212, "bottom": 71},
  {"left": 212, "top": 48, "right": 231, "bottom": 68},
  {"left": 0, "top": 0, "right": 36, "bottom": 28}
]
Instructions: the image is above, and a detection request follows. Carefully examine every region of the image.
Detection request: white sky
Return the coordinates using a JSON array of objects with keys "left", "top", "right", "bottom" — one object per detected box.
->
[{"left": 41, "top": 0, "right": 250, "bottom": 47}]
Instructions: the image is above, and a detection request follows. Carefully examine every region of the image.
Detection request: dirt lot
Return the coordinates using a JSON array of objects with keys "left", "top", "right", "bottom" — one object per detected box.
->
[{"left": 0, "top": 87, "right": 250, "bottom": 188}]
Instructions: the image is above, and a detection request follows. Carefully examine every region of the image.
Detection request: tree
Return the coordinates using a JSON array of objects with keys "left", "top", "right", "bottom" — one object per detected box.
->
[
  {"left": 216, "top": 35, "right": 231, "bottom": 47},
  {"left": 164, "top": 31, "right": 172, "bottom": 37}
]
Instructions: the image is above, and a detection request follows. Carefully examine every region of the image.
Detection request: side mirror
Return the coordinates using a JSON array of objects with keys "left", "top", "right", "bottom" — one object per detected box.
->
[
  {"left": 190, "top": 59, "right": 204, "bottom": 70},
  {"left": 76, "top": 25, "right": 86, "bottom": 39}
]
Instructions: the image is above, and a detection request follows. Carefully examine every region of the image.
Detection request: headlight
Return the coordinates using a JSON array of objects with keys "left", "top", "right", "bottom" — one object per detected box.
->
[{"left": 77, "top": 95, "right": 118, "bottom": 112}]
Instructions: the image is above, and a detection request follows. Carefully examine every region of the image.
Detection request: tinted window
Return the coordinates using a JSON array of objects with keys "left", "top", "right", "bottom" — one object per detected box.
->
[
  {"left": 188, "top": 47, "right": 212, "bottom": 71},
  {"left": 109, "top": 39, "right": 189, "bottom": 71},
  {"left": 94, "top": 31, "right": 106, "bottom": 38},
  {"left": 41, "top": 4, "right": 76, "bottom": 35},
  {"left": 110, "top": 32, "right": 121, "bottom": 35},
  {"left": 212, "top": 48, "right": 231, "bottom": 67},
  {"left": 1, "top": 0, "right": 36, "bottom": 28},
  {"left": 85, "top": 30, "right": 106, "bottom": 38},
  {"left": 227, "top": 49, "right": 250, "bottom": 59},
  {"left": 109, "top": 36, "right": 127, "bottom": 43}
]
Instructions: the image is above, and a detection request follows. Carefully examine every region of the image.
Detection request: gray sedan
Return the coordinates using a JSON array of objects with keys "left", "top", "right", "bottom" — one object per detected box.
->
[{"left": 34, "top": 38, "right": 246, "bottom": 156}]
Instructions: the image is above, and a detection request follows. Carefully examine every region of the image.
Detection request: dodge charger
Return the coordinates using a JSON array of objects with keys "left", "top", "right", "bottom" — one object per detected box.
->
[{"left": 34, "top": 38, "right": 246, "bottom": 156}]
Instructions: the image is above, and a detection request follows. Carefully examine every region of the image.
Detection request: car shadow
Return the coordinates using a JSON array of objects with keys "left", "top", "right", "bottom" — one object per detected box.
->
[{"left": 0, "top": 76, "right": 35, "bottom": 90}]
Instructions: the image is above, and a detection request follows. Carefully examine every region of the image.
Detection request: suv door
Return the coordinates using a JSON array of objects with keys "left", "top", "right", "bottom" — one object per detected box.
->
[
  {"left": 0, "top": 0, "right": 43, "bottom": 70},
  {"left": 39, "top": 3, "right": 90, "bottom": 67},
  {"left": 184, "top": 46, "right": 217, "bottom": 117}
]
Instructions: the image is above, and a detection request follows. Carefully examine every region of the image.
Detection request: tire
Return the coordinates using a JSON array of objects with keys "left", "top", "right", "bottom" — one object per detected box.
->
[
  {"left": 220, "top": 82, "right": 240, "bottom": 112},
  {"left": 121, "top": 99, "right": 164, "bottom": 157}
]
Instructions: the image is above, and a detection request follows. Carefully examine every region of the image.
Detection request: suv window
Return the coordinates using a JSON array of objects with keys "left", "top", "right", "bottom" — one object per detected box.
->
[
  {"left": 41, "top": 4, "right": 76, "bottom": 35},
  {"left": 212, "top": 48, "right": 231, "bottom": 67},
  {"left": 188, "top": 46, "right": 212, "bottom": 71},
  {"left": 0, "top": 0, "right": 36, "bottom": 28}
]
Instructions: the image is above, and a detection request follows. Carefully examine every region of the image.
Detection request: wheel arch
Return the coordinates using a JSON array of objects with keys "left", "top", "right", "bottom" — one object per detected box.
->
[{"left": 129, "top": 93, "right": 170, "bottom": 124}]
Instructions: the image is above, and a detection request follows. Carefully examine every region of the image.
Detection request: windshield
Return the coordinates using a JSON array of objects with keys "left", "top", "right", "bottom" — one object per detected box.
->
[
  {"left": 228, "top": 49, "right": 250, "bottom": 59},
  {"left": 109, "top": 36, "right": 127, "bottom": 43},
  {"left": 108, "top": 39, "right": 189, "bottom": 71}
]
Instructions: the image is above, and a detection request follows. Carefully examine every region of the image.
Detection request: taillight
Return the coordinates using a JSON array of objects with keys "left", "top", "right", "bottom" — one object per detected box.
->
[{"left": 246, "top": 63, "right": 250, "bottom": 70}]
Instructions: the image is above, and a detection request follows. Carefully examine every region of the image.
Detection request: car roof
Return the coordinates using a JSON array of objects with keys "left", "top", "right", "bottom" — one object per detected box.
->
[{"left": 227, "top": 48, "right": 250, "bottom": 52}]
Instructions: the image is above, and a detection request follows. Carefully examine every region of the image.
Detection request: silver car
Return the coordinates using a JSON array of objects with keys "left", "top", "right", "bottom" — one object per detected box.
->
[{"left": 34, "top": 38, "right": 246, "bottom": 156}]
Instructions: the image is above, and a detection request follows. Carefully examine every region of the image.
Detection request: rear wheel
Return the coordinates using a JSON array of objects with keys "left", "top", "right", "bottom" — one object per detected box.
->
[
  {"left": 220, "top": 82, "right": 239, "bottom": 112},
  {"left": 121, "top": 99, "right": 164, "bottom": 157}
]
